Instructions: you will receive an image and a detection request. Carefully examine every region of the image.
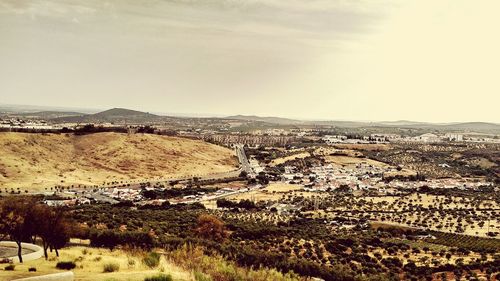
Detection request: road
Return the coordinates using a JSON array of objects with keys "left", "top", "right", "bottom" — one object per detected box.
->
[{"left": 235, "top": 144, "right": 254, "bottom": 176}]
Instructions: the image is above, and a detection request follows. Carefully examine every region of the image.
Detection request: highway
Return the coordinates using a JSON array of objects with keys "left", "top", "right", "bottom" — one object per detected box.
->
[{"left": 235, "top": 144, "right": 254, "bottom": 176}]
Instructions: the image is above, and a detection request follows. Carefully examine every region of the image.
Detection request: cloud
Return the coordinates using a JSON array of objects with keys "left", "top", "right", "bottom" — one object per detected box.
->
[{"left": 2, "top": 1, "right": 497, "bottom": 122}]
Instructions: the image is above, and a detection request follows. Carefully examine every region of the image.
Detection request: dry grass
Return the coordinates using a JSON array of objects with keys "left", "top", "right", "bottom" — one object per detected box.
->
[
  {"left": 226, "top": 183, "right": 319, "bottom": 202},
  {"left": 323, "top": 155, "right": 388, "bottom": 168},
  {"left": 269, "top": 152, "right": 310, "bottom": 167},
  {"left": 0, "top": 246, "right": 191, "bottom": 281},
  {"left": 0, "top": 132, "right": 237, "bottom": 191}
]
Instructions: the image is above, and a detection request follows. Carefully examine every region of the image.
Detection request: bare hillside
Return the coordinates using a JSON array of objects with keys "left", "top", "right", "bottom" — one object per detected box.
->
[{"left": 0, "top": 132, "right": 237, "bottom": 190}]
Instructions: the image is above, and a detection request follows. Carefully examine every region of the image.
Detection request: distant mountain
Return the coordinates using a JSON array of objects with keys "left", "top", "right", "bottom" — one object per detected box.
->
[
  {"left": 92, "top": 108, "right": 157, "bottom": 118},
  {"left": 376, "top": 120, "right": 431, "bottom": 127},
  {"left": 51, "top": 108, "right": 162, "bottom": 124},
  {"left": 434, "top": 122, "right": 500, "bottom": 133},
  {"left": 225, "top": 115, "right": 500, "bottom": 134},
  {"left": 226, "top": 115, "right": 303, "bottom": 125}
]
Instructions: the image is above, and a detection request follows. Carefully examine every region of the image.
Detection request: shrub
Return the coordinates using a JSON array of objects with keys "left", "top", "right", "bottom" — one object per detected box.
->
[
  {"left": 103, "top": 263, "right": 120, "bottom": 273},
  {"left": 143, "top": 252, "right": 161, "bottom": 268},
  {"left": 4, "top": 264, "right": 15, "bottom": 271},
  {"left": 144, "top": 274, "right": 173, "bottom": 281},
  {"left": 194, "top": 271, "right": 212, "bottom": 281},
  {"left": 29, "top": 267, "right": 37, "bottom": 272},
  {"left": 56, "top": 261, "right": 76, "bottom": 270}
]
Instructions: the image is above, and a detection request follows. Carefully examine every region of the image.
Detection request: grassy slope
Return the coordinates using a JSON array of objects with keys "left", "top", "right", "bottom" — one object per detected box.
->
[
  {"left": 0, "top": 132, "right": 237, "bottom": 191},
  {"left": 0, "top": 246, "right": 191, "bottom": 281},
  {"left": 0, "top": 245, "right": 302, "bottom": 281}
]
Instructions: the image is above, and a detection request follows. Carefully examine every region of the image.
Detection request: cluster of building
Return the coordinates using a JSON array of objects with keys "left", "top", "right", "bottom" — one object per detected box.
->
[
  {"left": 280, "top": 162, "right": 494, "bottom": 194},
  {"left": 282, "top": 163, "right": 394, "bottom": 192},
  {"left": 0, "top": 118, "right": 56, "bottom": 130},
  {"left": 42, "top": 182, "right": 264, "bottom": 207},
  {"left": 321, "top": 133, "right": 500, "bottom": 144}
]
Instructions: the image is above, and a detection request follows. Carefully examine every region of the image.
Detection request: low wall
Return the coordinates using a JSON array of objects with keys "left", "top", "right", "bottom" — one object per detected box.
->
[
  {"left": 0, "top": 241, "right": 43, "bottom": 263},
  {"left": 12, "top": 272, "right": 74, "bottom": 281}
]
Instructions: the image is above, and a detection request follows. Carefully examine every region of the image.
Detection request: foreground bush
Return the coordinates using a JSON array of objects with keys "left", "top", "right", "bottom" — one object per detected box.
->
[
  {"left": 4, "top": 264, "right": 15, "bottom": 271},
  {"left": 143, "top": 252, "right": 161, "bottom": 268},
  {"left": 56, "top": 261, "right": 76, "bottom": 270},
  {"left": 144, "top": 274, "right": 173, "bottom": 281},
  {"left": 103, "top": 262, "right": 120, "bottom": 273},
  {"left": 168, "top": 244, "right": 301, "bottom": 281}
]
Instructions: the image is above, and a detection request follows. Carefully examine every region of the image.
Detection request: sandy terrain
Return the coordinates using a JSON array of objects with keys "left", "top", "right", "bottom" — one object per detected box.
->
[{"left": 0, "top": 132, "right": 237, "bottom": 191}]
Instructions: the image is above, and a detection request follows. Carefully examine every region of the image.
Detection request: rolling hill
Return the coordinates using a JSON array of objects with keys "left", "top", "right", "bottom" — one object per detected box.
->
[
  {"left": 225, "top": 115, "right": 500, "bottom": 134},
  {"left": 50, "top": 108, "right": 163, "bottom": 123},
  {"left": 226, "top": 115, "right": 303, "bottom": 125},
  {"left": 0, "top": 132, "right": 238, "bottom": 190},
  {"left": 9, "top": 111, "right": 86, "bottom": 119}
]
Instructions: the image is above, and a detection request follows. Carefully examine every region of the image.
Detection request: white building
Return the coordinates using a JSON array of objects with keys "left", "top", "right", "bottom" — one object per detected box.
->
[
  {"left": 446, "top": 133, "right": 463, "bottom": 142},
  {"left": 415, "top": 133, "right": 441, "bottom": 143}
]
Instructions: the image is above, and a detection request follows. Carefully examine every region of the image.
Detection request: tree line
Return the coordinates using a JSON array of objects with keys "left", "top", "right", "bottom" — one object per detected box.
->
[{"left": 0, "top": 197, "right": 75, "bottom": 262}]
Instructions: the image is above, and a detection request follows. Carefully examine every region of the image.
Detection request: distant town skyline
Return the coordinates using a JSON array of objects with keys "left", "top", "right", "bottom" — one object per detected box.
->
[{"left": 1, "top": 0, "right": 499, "bottom": 123}]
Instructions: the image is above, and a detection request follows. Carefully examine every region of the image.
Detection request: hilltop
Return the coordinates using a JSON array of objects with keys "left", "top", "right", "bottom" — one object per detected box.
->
[
  {"left": 51, "top": 108, "right": 162, "bottom": 124},
  {"left": 0, "top": 132, "right": 237, "bottom": 190}
]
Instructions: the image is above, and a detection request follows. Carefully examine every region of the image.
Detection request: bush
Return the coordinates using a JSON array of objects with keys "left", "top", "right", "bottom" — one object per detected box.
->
[
  {"left": 29, "top": 267, "right": 37, "bottom": 272},
  {"left": 144, "top": 274, "right": 173, "bottom": 281},
  {"left": 194, "top": 271, "right": 212, "bottom": 281},
  {"left": 128, "top": 258, "right": 136, "bottom": 268},
  {"left": 143, "top": 252, "right": 161, "bottom": 268},
  {"left": 56, "top": 261, "right": 76, "bottom": 270},
  {"left": 103, "top": 263, "right": 120, "bottom": 273},
  {"left": 4, "top": 264, "right": 15, "bottom": 271}
]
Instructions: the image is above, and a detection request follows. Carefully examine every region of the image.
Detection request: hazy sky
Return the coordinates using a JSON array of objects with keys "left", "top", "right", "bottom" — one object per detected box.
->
[{"left": 1, "top": 0, "right": 499, "bottom": 122}]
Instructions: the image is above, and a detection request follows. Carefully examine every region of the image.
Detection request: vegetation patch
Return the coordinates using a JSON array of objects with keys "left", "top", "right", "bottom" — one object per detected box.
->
[
  {"left": 142, "top": 252, "right": 161, "bottom": 269},
  {"left": 55, "top": 261, "right": 76, "bottom": 270},
  {"left": 143, "top": 274, "right": 173, "bottom": 281},
  {"left": 103, "top": 262, "right": 120, "bottom": 273}
]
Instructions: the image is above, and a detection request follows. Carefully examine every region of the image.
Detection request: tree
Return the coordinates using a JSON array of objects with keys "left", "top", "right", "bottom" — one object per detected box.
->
[
  {"left": 0, "top": 197, "right": 35, "bottom": 263},
  {"left": 194, "top": 214, "right": 228, "bottom": 242},
  {"left": 32, "top": 204, "right": 71, "bottom": 259}
]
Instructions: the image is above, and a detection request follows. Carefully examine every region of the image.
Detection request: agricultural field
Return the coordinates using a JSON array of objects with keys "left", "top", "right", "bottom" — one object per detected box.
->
[
  {"left": 270, "top": 152, "right": 311, "bottom": 166},
  {"left": 364, "top": 143, "right": 500, "bottom": 181},
  {"left": 66, "top": 203, "right": 500, "bottom": 281},
  {"left": 225, "top": 182, "right": 321, "bottom": 202},
  {"left": 292, "top": 192, "right": 500, "bottom": 238}
]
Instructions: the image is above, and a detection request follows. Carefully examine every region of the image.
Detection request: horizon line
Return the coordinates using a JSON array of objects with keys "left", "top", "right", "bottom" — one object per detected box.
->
[{"left": 1, "top": 103, "right": 499, "bottom": 125}]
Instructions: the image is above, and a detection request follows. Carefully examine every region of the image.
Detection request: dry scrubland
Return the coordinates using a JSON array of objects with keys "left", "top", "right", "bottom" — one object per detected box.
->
[
  {"left": 0, "top": 246, "right": 301, "bottom": 281},
  {"left": 0, "top": 132, "right": 237, "bottom": 191},
  {"left": 0, "top": 246, "right": 191, "bottom": 281}
]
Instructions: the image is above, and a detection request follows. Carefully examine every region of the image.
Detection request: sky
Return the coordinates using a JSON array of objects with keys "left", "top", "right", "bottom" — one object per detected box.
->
[{"left": 0, "top": 0, "right": 499, "bottom": 122}]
